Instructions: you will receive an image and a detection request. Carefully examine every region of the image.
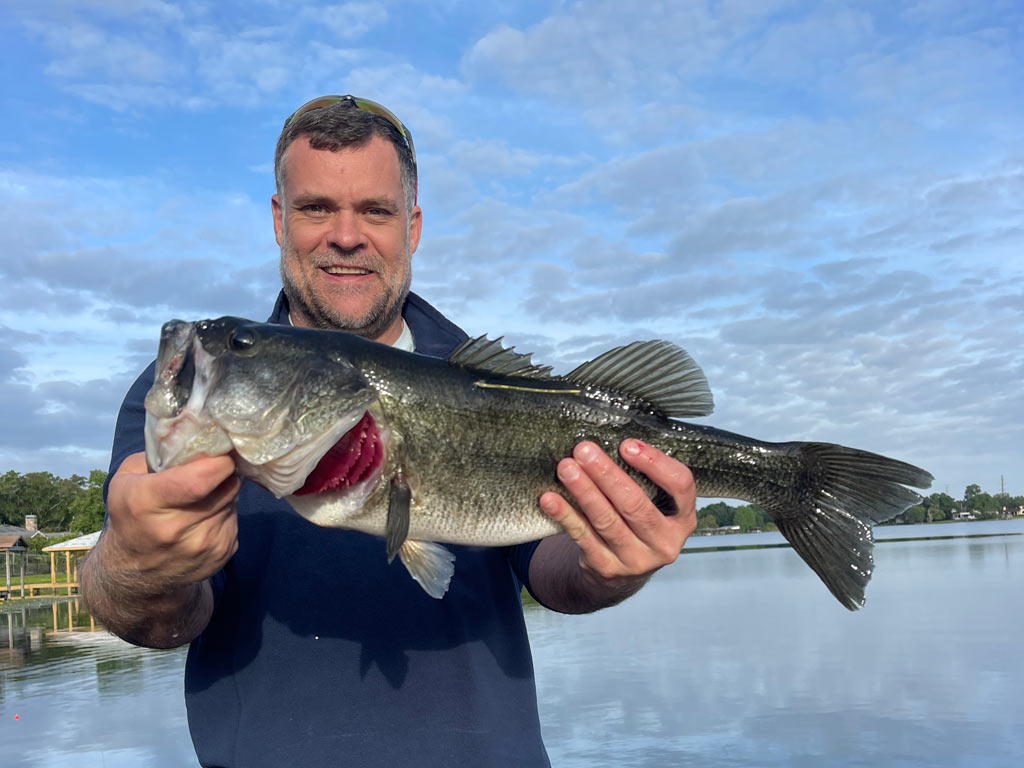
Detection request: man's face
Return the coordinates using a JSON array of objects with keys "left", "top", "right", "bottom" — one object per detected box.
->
[{"left": 272, "top": 135, "right": 421, "bottom": 344}]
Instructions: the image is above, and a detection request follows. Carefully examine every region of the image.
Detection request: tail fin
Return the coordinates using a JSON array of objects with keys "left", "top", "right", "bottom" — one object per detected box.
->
[{"left": 769, "top": 443, "right": 932, "bottom": 610}]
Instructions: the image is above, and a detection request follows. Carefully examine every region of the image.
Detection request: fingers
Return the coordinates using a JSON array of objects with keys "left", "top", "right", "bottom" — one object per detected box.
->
[
  {"left": 104, "top": 451, "right": 241, "bottom": 585},
  {"left": 540, "top": 440, "right": 697, "bottom": 581},
  {"left": 571, "top": 440, "right": 695, "bottom": 540},
  {"left": 617, "top": 440, "right": 697, "bottom": 526},
  {"left": 539, "top": 488, "right": 622, "bottom": 577},
  {"left": 144, "top": 455, "right": 239, "bottom": 511}
]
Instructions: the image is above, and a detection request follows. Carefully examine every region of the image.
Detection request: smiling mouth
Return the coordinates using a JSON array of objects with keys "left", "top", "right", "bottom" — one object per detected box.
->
[{"left": 322, "top": 266, "right": 372, "bottom": 276}]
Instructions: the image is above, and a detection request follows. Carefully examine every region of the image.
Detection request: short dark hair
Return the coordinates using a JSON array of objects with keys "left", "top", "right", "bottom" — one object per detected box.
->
[{"left": 274, "top": 100, "right": 417, "bottom": 212}]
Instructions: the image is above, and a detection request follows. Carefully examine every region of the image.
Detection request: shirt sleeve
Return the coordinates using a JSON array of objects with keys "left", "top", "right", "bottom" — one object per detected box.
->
[{"left": 506, "top": 539, "right": 543, "bottom": 600}]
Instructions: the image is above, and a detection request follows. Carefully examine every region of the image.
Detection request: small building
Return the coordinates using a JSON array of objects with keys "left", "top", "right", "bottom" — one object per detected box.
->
[
  {"left": 42, "top": 531, "right": 101, "bottom": 597},
  {"left": 693, "top": 525, "right": 742, "bottom": 536},
  {"left": 0, "top": 520, "right": 70, "bottom": 541},
  {"left": 951, "top": 510, "right": 976, "bottom": 521},
  {"left": 1, "top": 534, "right": 28, "bottom": 598}
]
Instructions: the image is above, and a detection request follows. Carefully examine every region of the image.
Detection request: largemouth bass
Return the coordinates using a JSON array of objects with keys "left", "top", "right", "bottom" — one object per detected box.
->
[{"left": 144, "top": 317, "right": 932, "bottom": 609}]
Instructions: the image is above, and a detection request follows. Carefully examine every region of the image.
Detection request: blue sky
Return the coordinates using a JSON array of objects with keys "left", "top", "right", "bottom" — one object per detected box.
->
[{"left": 1, "top": 0, "right": 1021, "bottom": 502}]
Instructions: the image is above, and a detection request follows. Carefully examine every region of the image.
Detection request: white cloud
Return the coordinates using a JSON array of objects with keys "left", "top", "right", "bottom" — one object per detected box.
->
[
  {"left": 2, "top": 0, "right": 1022, "bottom": 502},
  {"left": 461, "top": 3, "right": 730, "bottom": 103},
  {"left": 310, "top": 2, "right": 389, "bottom": 40},
  {"left": 36, "top": 21, "right": 175, "bottom": 83}
]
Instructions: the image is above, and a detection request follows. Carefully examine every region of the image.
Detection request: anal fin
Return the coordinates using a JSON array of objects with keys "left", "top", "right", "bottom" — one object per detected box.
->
[{"left": 398, "top": 540, "right": 455, "bottom": 599}]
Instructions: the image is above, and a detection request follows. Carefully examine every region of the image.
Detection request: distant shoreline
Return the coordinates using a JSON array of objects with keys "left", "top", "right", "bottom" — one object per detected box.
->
[{"left": 694, "top": 515, "right": 1024, "bottom": 537}]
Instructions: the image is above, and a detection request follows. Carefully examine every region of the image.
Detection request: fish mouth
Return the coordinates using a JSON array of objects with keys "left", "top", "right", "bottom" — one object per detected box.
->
[
  {"left": 293, "top": 411, "right": 384, "bottom": 496},
  {"left": 145, "top": 325, "right": 234, "bottom": 472},
  {"left": 144, "top": 316, "right": 383, "bottom": 499}
]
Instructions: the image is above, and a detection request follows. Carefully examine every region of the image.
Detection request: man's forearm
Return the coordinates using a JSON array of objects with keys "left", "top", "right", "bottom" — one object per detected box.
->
[
  {"left": 80, "top": 533, "right": 214, "bottom": 649},
  {"left": 528, "top": 533, "right": 651, "bottom": 614}
]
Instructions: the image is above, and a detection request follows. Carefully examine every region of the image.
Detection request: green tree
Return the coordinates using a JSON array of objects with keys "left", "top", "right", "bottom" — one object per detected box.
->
[
  {"left": 928, "top": 492, "right": 956, "bottom": 515},
  {"left": 17, "top": 472, "right": 87, "bottom": 531},
  {"left": 964, "top": 484, "right": 982, "bottom": 507},
  {"left": 697, "top": 514, "right": 718, "bottom": 529},
  {"left": 737, "top": 504, "right": 766, "bottom": 528},
  {"left": 971, "top": 492, "right": 997, "bottom": 514},
  {"left": 0, "top": 470, "right": 24, "bottom": 525},
  {"left": 0, "top": 469, "right": 106, "bottom": 531},
  {"left": 904, "top": 505, "right": 926, "bottom": 524},
  {"left": 68, "top": 469, "right": 107, "bottom": 534},
  {"left": 734, "top": 506, "right": 757, "bottom": 531},
  {"left": 700, "top": 501, "right": 734, "bottom": 527}
]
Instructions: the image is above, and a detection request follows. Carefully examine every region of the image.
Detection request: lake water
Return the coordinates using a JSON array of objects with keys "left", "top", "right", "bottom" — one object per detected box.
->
[{"left": 3, "top": 519, "right": 1022, "bottom": 767}]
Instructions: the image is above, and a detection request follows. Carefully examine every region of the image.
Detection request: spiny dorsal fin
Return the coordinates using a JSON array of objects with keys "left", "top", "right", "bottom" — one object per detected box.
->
[
  {"left": 447, "top": 335, "right": 554, "bottom": 379},
  {"left": 566, "top": 340, "right": 714, "bottom": 418}
]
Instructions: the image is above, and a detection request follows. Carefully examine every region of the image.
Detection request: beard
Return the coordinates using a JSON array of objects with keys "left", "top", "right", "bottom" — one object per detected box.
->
[{"left": 279, "top": 239, "right": 412, "bottom": 341}]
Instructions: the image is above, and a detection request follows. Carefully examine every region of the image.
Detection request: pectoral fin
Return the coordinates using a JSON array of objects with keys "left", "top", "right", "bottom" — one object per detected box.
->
[
  {"left": 386, "top": 473, "right": 411, "bottom": 564},
  {"left": 398, "top": 540, "right": 455, "bottom": 599}
]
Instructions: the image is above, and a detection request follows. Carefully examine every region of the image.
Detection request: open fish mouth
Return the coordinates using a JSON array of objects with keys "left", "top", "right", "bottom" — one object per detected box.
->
[
  {"left": 144, "top": 321, "right": 232, "bottom": 473},
  {"left": 144, "top": 319, "right": 381, "bottom": 498}
]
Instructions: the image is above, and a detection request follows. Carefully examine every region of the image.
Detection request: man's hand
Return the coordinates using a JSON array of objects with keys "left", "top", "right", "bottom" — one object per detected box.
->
[
  {"left": 530, "top": 439, "right": 696, "bottom": 613},
  {"left": 104, "top": 452, "right": 240, "bottom": 587},
  {"left": 80, "top": 451, "right": 240, "bottom": 648}
]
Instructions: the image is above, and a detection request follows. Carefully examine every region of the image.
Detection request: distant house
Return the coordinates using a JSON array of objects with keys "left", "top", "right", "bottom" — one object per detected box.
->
[
  {"left": 0, "top": 523, "right": 47, "bottom": 540},
  {"left": 693, "top": 525, "right": 742, "bottom": 536},
  {"left": 951, "top": 511, "right": 976, "bottom": 521},
  {"left": 0, "top": 518, "right": 70, "bottom": 541}
]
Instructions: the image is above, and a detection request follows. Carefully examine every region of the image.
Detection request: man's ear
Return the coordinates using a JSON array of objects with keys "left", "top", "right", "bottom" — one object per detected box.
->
[
  {"left": 272, "top": 194, "right": 284, "bottom": 247},
  {"left": 408, "top": 205, "right": 422, "bottom": 255}
]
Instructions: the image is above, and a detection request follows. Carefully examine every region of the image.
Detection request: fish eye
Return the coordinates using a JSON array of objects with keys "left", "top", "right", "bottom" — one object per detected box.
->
[{"left": 228, "top": 327, "right": 257, "bottom": 352}]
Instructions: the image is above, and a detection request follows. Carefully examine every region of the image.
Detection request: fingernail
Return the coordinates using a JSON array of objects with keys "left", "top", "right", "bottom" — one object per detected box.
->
[
  {"left": 540, "top": 496, "right": 559, "bottom": 515},
  {"left": 558, "top": 461, "right": 580, "bottom": 481},
  {"left": 576, "top": 442, "right": 597, "bottom": 462},
  {"left": 622, "top": 439, "right": 642, "bottom": 456}
]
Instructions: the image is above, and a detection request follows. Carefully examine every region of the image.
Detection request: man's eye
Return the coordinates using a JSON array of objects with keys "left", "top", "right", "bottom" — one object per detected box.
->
[{"left": 301, "top": 204, "right": 328, "bottom": 214}]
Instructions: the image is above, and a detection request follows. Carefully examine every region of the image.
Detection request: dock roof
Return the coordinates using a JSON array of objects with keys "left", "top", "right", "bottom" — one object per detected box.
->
[{"left": 42, "top": 531, "right": 101, "bottom": 552}]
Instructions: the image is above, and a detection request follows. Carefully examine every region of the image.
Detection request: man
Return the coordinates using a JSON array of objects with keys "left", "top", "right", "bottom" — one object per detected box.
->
[{"left": 81, "top": 96, "right": 697, "bottom": 767}]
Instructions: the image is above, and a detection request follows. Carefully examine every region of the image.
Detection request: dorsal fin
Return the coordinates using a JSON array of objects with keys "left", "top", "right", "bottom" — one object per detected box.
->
[
  {"left": 565, "top": 340, "right": 714, "bottom": 418},
  {"left": 447, "top": 335, "right": 554, "bottom": 379}
]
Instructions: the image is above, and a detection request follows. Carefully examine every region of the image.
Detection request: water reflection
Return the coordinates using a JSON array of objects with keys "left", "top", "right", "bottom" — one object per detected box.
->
[
  {"left": 529, "top": 521, "right": 1024, "bottom": 767},
  {"left": 2, "top": 521, "right": 1022, "bottom": 767},
  {"left": 1, "top": 599, "right": 197, "bottom": 768}
]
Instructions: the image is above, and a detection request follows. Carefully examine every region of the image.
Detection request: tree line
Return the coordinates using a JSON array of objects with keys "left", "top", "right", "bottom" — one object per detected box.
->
[
  {"left": 0, "top": 469, "right": 107, "bottom": 543},
  {"left": 697, "top": 483, "right": 1024, "bottom": 531},
  {"left": 2, "top": 469, "right": 1020, "bottom": 540},
  {"left": 895, "top": 484, "right": 1024, "bottom": 524}
]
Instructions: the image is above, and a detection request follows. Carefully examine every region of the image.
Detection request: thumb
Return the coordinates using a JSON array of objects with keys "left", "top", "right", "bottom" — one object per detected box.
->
[{"left": 115, "top": 451, "right": 237, "bottom": 510}]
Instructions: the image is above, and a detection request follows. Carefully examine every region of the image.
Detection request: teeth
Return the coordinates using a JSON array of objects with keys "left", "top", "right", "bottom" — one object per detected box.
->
[{"left": 323, "top": 266, "right": 370, "bottom": 275}]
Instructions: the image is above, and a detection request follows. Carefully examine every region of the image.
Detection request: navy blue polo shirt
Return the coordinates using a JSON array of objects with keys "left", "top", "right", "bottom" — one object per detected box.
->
[{"left": 106, "top": 292, "right": 550, "bottom": 767}]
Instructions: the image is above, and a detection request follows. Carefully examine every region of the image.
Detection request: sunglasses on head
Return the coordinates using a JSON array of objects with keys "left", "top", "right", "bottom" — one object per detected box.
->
[{"left": 282, "top": 95, "right": 417, "bottom": 169}]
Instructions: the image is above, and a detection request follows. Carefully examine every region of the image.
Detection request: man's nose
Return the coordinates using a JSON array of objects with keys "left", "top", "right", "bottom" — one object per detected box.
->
[{"left": 328, "top": 211, "right": 367, "bottom": 251}]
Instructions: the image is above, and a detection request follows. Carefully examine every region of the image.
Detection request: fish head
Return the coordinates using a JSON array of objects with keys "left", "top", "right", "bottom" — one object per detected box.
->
[{"left": 144, "top": 317, "right": 377, "bottom": 498}]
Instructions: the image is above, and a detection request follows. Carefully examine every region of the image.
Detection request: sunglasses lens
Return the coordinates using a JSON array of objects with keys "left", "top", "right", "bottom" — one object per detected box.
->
[
  {"left": 285, "top": 96, "right": 342, "bottom": 125},
  {"left": 283, "top": 95, "right": 415, "bottom": 166}
]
